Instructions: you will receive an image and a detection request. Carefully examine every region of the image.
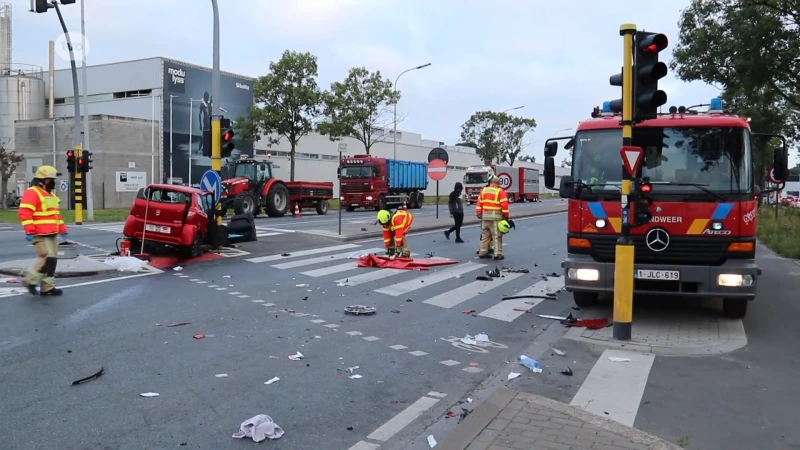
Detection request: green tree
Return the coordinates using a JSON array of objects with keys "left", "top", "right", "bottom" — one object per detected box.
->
[
  {"left": 0, "top": 142, "right": 23, "bottom": 210},
  {"left": 498, "top": 116, "right": 537, "bottom": 166},
  {"left": 318, "top": 67, "right": 400, "bottom": 155},
  {"left": 237, "top": 50, "right": 322, "bottom": 181},
  {"left": 459, "top": 111, "right": 508, "bottom": 165}
]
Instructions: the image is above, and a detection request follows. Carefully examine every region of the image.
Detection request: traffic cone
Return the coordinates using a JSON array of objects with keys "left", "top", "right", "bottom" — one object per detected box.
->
[
  {"left": 402, "top": 199, "right": 407, "bottom": 210},
  {"left": 294, "top": 203, "right": 301, "bottom": 218}
]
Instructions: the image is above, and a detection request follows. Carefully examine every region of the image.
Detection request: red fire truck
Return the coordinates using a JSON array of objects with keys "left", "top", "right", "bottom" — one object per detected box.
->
[{"left": 542, "top": 99, "right": 788, "bottom": 318}]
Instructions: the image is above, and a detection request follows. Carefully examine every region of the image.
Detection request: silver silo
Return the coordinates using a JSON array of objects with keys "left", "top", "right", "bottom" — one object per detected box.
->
[{"left": 0, "top": 63, "right": 46, "bottom": 152}]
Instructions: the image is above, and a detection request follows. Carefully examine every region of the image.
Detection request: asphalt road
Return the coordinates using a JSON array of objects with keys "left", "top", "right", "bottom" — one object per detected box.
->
[{"left": 0, "top": 211, "right": 574, "bottom": 450}]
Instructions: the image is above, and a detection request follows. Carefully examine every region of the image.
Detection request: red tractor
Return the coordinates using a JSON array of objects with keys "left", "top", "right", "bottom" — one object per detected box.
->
[{"left": 220, "top": 158, "right": 334, "bottom": 217}]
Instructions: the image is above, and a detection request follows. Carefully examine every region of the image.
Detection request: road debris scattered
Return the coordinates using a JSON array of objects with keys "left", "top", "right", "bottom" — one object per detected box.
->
[
  {"left": 391, "top": 309, "right": 401, "bottom": 313},
  {"left": 427, "top": 435, "right": 438, "bottom": 448},
  {"left": 296, "top": 283, "right": 310, "bottom": 287},
  {"left": 139, "top": 392, "right": 159, "bottom": 397},
  {"left": 560, "top": 367, "right": 574, "bottom": 376},
  {"left": 475, "top": 275, "right": 493, "bottom": 281},
  {"left": 501, "top": 267, "right": 529, "bottom": 273},
  {"left": 71, "top": 367, "right": 105, "bottom": 386},
  {"left": 193, "top": 334, "right": 206, "bottom": 340},
  {"left": 349, "top": 374, "right": 363, "bottom": 379},
  {"left": 215, "top": 373, "right": 229, "bottom": 378},
  {"left": 288, "top": 352, "right": 304, "bottom": 361},
  {"left": 167, "top": 322, "right": 191, "bottom": 327},
  {"left": 264, "top": 377, "right": 280, "bottom": 385},
  {"left": 460, "top": 333, "right": 489, "bottom": 345},
  {"left": 462, "top": 309, "right": 476, "bottom": 314},
  {"left": 232, "top": 414, "right": 284, "bottom": 442},
  {"left": 344, "top": 305, "right": 377, "bottom": 315},
  {"left": 173, "top": 266, "right": 183, "bottom": 271},
  {"left": 508, "top": 372, "right": 521, "bottom": 380},
  {"left": 518, "top": 355, "right": 543, "bottom": 373},
  {"left": 551, "top": 347, "right": 566, "bottom": 356},
  {"left": 281, "top": 253, "right": 290, "bottom": 257}
]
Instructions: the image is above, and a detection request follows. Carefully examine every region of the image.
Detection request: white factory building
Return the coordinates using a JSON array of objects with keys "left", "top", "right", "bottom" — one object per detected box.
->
[{"left": 9, "top": 55, "right": 569, "bottom": 208}]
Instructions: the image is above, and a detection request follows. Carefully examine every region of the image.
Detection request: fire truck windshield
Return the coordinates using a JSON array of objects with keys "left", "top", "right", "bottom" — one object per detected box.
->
[
  {"left": 341, "top": 166, "right": 378, "bottom": 179},
  {"left": 572, "top": 126, "right": 752, "bottom": 195},
  {"left": 464, "top": 173, "right": 490, "bottom": 184}
]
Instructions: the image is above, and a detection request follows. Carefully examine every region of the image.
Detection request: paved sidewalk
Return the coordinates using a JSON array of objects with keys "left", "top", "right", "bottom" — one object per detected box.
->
[
  {"left": 438, "top": 387, "right": 680, "bottom": 450},
  {"left": 300, "top": 202, "right": 567, "bottom": 241}
]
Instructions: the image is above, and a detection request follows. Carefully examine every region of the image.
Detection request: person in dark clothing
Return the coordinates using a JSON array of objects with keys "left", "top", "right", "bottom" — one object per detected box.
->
[{"left": 445, "top": 182, "right": 465, "bottom": 243}]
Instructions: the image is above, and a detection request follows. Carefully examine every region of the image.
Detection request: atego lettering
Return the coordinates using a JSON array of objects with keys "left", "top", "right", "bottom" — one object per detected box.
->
[
  {"left": 702, "top": 229, "right": 732, "bottom": 235},
  {"left": 168, "top": 67, "right": 185, "bottom": 85},
  {"left": 650, "top": 216, "right": 682, "bottom": 223}
]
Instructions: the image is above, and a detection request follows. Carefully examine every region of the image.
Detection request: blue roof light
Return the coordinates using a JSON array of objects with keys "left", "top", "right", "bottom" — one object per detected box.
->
[
  {"left": 602, "top": 101, "right": 612, "bottom": 113},
  {"left": 709, "top": 97, "right": 723, "bottom": 111}
]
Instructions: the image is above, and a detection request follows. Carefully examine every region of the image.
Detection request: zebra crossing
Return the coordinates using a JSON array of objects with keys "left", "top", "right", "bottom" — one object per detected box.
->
[
  {"left": 246, "top": 243, "right": 564, "bottom": 322},
  {"left": 76, "top": 222, "right": 293, "bottom": 238}
]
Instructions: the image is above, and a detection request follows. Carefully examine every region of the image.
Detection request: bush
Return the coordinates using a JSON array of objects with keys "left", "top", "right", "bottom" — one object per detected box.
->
[{"left": 758, "top": 206, "right": 800, "bottom": 258}]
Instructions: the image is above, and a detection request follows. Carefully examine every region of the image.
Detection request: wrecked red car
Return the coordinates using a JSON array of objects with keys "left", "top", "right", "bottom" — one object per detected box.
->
[{"left": 123, "top": 184, "right": 215, "bottom": 257}]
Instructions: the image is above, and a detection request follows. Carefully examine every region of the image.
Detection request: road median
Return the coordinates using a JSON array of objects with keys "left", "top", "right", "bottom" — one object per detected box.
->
[{"left": 298, "top": 202, "right": 568, "bottom": 241}]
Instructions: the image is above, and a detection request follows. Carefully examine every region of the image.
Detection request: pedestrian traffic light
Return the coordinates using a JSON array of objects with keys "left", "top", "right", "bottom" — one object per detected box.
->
[
  {"left": 633, "top": 31, "right": 668, "bottom": 122},
  {"left": 66, "top": 150, "right": 76, "bottom": 173},
  {"left": 634, "top": 180, "right": 653, "bottom": 226},
  {"left": 79, "top": 150, "right": 93, "bottom": 172},
  {"left": 220, "top": 117, "right": 235, "bottom": 157},
  {"left": 32, "top": 0, "right": 50, "bottom": 13}
]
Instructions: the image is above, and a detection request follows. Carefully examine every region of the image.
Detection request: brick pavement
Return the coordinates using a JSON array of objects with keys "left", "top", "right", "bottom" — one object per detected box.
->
[{"left": 438, "top": 387, "right": 680, "bottom": 450}]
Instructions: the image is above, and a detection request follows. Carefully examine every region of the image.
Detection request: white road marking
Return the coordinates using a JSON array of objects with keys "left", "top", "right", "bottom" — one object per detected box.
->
[
  {"left": 374, "top": 262, "right": 485, "bottom": 296},
  {"left": 347, "top": 442, "right": 380, "bottom": 450},
  {"left": 366, "top": 395, "right": 441, "bottom": 442},
  {"left": 272, "top": 248, "right": 384, "bottom": 270},
  {"left": 255, "top": 227, "right": 296, "bottom": 233},
  {"left": 256, "top": 232, "right": 281, "bottom": 237},
  {"left": 389, "top": 345, "right": 408, "bottom": 350},
  {"left": 423, "top": 272, "right": 525, "bottom": 308},
  {"left": 245, "top": 244, "right": 361, "bottom": 263},
  {"left": 334, "top": 268, "right": 406, "bottom": 286},
  {"left": 569, "top": 349, "right": 655, "bottom": 427},
  {"left": 478, "top": 276, "right": 565, "bottom": 322},
  {"left": 0, "top": 271, "right": 161, "bottom": 298}
]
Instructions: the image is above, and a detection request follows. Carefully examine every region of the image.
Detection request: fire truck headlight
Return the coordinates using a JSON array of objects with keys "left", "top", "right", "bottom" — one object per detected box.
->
[
  {"left": 717, "top": 274, "right": 753, "bottom": 287},
  {"left": 568, "top": 268, "right": 599, "bottom": 281},
  {"left": 340, "top": 196, "right": 344, "bottom": 201},
  {"left": 595, "top": 219, "right": 607, "bottom": 229},
  {"left": 366, "top": 196, "right": 373, "bottom": 201}
]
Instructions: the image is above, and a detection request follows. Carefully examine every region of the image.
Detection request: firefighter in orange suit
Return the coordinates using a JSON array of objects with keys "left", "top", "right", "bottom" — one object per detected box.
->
[
  {"left": 476, "top": 177, "right": 510, "bottom": 260},
  {"left": 18, "top": 165, "right": 68, "bottom": 296},
  {"left": 377, "top": 209, "right": 414, "bottom": 257}
]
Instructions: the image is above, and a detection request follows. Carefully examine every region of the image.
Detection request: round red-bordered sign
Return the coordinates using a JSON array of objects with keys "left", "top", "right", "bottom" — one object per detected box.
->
[
  {"left": 496, "top": 172, "right": 512, "bottom": 189},
  {"left": 768, "top": 165, "right": 780, "bottom": 184}
]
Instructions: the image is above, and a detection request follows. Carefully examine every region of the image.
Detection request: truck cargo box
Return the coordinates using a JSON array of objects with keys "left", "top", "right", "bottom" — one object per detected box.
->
[{"left": 388, "top": 159, "right": 428, "bottom": 191}]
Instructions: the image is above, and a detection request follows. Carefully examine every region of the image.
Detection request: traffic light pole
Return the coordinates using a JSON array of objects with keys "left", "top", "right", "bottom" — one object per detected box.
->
[
  {"left": 210, "top": 0, "right": 224, "bottom": 231},
  {"left": 74, "top": 145, "right": 84, "bottom": 225},
  {"left": 613, "top": 23, "right": 637, "bottom": 341}
]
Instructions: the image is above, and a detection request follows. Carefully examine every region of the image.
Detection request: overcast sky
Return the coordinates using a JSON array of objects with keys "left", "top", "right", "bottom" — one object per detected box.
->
[{"left": 14, "top": 0, "right": 720, "bottom": 162}]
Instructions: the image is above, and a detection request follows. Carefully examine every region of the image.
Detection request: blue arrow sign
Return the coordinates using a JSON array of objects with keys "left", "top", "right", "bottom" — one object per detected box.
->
[{"left": 200, "top": 170, "right": 222, "bottom": 206}]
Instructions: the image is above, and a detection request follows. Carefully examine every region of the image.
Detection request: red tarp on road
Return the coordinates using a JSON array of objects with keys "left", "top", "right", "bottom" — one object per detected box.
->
[{"left": 356, "top": 254, "right": 459, "bottom": 270}]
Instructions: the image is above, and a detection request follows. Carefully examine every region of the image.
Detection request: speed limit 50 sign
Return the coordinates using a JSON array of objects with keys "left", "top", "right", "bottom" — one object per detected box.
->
[{"left": 497, "top": 172, "right": 512, "bottom": 189}]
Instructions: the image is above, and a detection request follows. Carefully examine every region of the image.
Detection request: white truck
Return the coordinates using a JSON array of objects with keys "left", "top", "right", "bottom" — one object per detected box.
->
[{"left": 463, "top": 165, "right": 540, "bottom": 205}]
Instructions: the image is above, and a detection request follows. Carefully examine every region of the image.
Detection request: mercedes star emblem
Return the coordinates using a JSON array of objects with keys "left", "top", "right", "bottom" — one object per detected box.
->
[
  {"left": 645, "top": 228, "right": 670, "bottom": 252},
  {"left": 655, "top": 206, "right": 662, "bottom": 213}
]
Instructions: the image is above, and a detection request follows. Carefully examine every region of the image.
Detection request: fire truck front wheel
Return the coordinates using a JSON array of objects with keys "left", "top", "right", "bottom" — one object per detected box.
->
[
  {"left": 573, "top": 291, "right": 599, "bottom": 307},
  {"left": 722, "top": 298, "right": 748, "bottom": 319}
]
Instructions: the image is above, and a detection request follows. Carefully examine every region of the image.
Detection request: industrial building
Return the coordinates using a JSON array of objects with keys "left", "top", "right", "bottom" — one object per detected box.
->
[{"left": 6, "top": 25, "right": 568, "bottom": 208}]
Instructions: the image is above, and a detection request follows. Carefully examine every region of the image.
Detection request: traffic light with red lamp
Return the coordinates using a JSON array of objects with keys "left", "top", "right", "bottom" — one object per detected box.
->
[
  {"left": 220, "top": 117, "right": 235, "bottom": 157},
  {"left": 66, "top": 150, "right": 76, "bottom": 173},
  {"left": 633, "top": 31, "right": 668, "bottom": 122},
  {"left": 634, "top": 179, "right": 654, "bottom": 226}
]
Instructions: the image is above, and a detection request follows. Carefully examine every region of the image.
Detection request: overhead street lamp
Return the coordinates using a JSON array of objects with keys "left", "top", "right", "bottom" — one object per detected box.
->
[
  {"left": 503, "top": 106, "right": 525, "bottom": 113},
  {"left": 393, "top": 63, "right": 432, "bottom": 160},
  {"left": 493, "top": 106, "right": 526, "bottom": 163},
  {"left": 552, "top": 127, "right": 572, "bottom": 137}
]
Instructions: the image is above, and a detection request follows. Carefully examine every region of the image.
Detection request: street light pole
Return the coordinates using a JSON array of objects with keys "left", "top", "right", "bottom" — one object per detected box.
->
[
  {"left": 503, "top": 106, "right": 525, "bottom": 113},
  {"left": 169, "top": 94, "right": 178, "bottom": 183},
  {"left": 495, "top": 106, "right": 526, "bottom": 163},
  {"left": 552, "top": 127, "right": 572, "bottom": 137},
  {"left": 188, "top": 98, "right": 202, "bottom": 186},
  {"left": 393, "top": 63, "right": 431, "bottom": 160}
]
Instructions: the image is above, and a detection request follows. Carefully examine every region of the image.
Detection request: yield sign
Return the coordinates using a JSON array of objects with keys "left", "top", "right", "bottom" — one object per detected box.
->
[{"left": 620, "top": 146, "right": 644, "bottom": 176}]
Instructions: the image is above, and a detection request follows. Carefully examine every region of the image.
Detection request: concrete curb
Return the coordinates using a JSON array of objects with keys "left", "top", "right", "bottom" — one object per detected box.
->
[
  {"left": 300, "top": 205, "right": 568, "bottom": 242},
  {"left": 438, "top": 387, "right": 681, "bottom": 450},
  {"left": 0, "top": 256, "right": 119, "bottom": 278},
  {"left": 0, "top": 267, "right": 109, "bottom": 278}
]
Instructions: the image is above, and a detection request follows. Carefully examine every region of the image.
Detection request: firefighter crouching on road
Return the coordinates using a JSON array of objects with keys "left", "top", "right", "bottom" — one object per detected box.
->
[
  {"left": 476, "top": 177, "right": 510, "bottom": 260},
  {"left": 377, "top": 209, "right": 414, "bottom": 257},
  {"left": 18, "top": 165, "right": 68, "bottom": 296}
]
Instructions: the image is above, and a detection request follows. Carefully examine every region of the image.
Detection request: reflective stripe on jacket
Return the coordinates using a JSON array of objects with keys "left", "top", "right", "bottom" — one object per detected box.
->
[
  {"left": 382, "top": 210, "right": 414, "bottom": 247},
  {"left": 475, "top": 186, "right": 509, "bottom": 220},
  {"left": 18, "top": 186, "right": 67, "bottom": 236}
]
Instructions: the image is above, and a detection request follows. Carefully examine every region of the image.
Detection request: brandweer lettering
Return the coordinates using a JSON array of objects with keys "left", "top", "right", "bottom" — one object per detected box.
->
[
  {"left": 651, "top": 216, "right": 682, "bottom": 223},
  {"left": 168, "top": 67, "right": 185, "bottom": 85},
  {"left": 743, "top": 208, "right": 756, "bottom": 224}
]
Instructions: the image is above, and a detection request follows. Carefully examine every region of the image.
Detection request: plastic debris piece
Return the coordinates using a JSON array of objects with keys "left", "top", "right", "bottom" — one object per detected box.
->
[
  {"left": 167, "top": 322, "right": 191, "bottom": 327},
  {"left": 507, "top": 372, "right": 521, "bottom": 380},
  {"left": 264, "top": 377, "right": 280, "bottom": 385},
  {"left": 475, "top": 333, "right": 489, "bottom": 342},
  {"left": 173, "top": 266, "right": 183, "bottom": 271},
  {"left": 215, "top": 373, "right": 228, "bottom": 378},
  {"left": 288, "top": 352, "right": 304, "bottom": 361},
  {"left": 281, "top": 253, "right": 291, "bottom": 256},
  {"left": 469, "top": 362, "right": 479, "bottom": 367},
  {"left": 518, "top": 355, "right": 543, "bottom": 373},
  {"left": 475, "top": 275, "right": 492, "bottom": 281},
  {"left": 460, "top": 335, "right": 477, "bottom": 345},
  {"left": 223, "top": 275, "right": 231, "bottom": 278},
  {"left": 537, "top": 314, "right": 567, "bottom": 320},
  {"left": 445, "top": 411, "right": 458, "bottom": 418},
  {"left": 561, "top": 367, "right": 573, "bottom": 376},
  {"left": 71, "top": 367, "right": 105, "bottom": 386},
  {"left": 140, "top": 392, "right": 160, "bottom": 397},
  {"left": 232, "top": 414, "right": 284, "bottom": 442},
  {"left": 103, "top": 256, "right": 148, "bottom": 272},
  {"left": 609, "top": 356, "right": 632, "bottom": 362},
  {"left": 427, "top": 435, "right": 438, "bottom": 448},
  {"left": 349, "top": 374, "right": 362, "bottom": 379},
  {"left": 551, "top": 347, "right": 566, "bottom": 356},
  {"left": 344, "top": 305, "right": 377, "bottom": 315},
  {"left": 513, "top": 307, "right": 530, "bottom": 312},
  {"left": 462, "top": 309, "right": 476, "bottom": 314},
  {"left": 296, "top": 283, "right": 309, "bottom": 287},
  {"left": 193, "top": 334, "right": 206, "bottom": 340}
]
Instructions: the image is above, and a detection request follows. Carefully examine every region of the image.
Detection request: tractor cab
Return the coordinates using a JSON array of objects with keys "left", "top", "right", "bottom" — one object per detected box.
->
[{"left": 233, "top": 158, "right": 274, "bottom": 190}]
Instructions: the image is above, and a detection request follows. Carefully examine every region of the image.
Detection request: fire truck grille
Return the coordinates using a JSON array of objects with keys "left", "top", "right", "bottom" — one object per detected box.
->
[{"left": 589, "top": 236, "right": 731, "bottom": 265}]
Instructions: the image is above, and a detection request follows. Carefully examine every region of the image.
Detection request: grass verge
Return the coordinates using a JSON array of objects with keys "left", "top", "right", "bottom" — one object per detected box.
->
[
  {"left": 758, "top": 206, "right": 800, "bottom": 259},
  {"left": 0, "top": 208, "right": 131, "bottom": 224}
]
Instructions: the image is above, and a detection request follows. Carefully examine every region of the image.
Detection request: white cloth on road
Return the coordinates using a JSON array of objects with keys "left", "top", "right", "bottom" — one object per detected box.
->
[{"left": 232, "top": 414, "right": 285, "bottom": 442}]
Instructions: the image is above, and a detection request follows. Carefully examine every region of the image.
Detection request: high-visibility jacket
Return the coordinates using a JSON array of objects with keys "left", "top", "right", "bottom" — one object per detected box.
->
[
  {"left": 18, "top": 185, "right": 67, "bottom": 236},
  {"left": 476, "top": 186, "right": 509, "bottom": 220},
  {"left": 382, "top": 210, "right": 414, "bottom": 248}
]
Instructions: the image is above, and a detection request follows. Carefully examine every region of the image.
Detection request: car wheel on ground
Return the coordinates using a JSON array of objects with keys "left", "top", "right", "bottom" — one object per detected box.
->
[
  {"left": 186, "top": 233, "right": 203, "bottom": 259},
  {"left": 722, "top": 298, "right": 748, "bottom": 319},
  {"left": 573, "top": 291, "right": 599, "bottom": 308}
]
